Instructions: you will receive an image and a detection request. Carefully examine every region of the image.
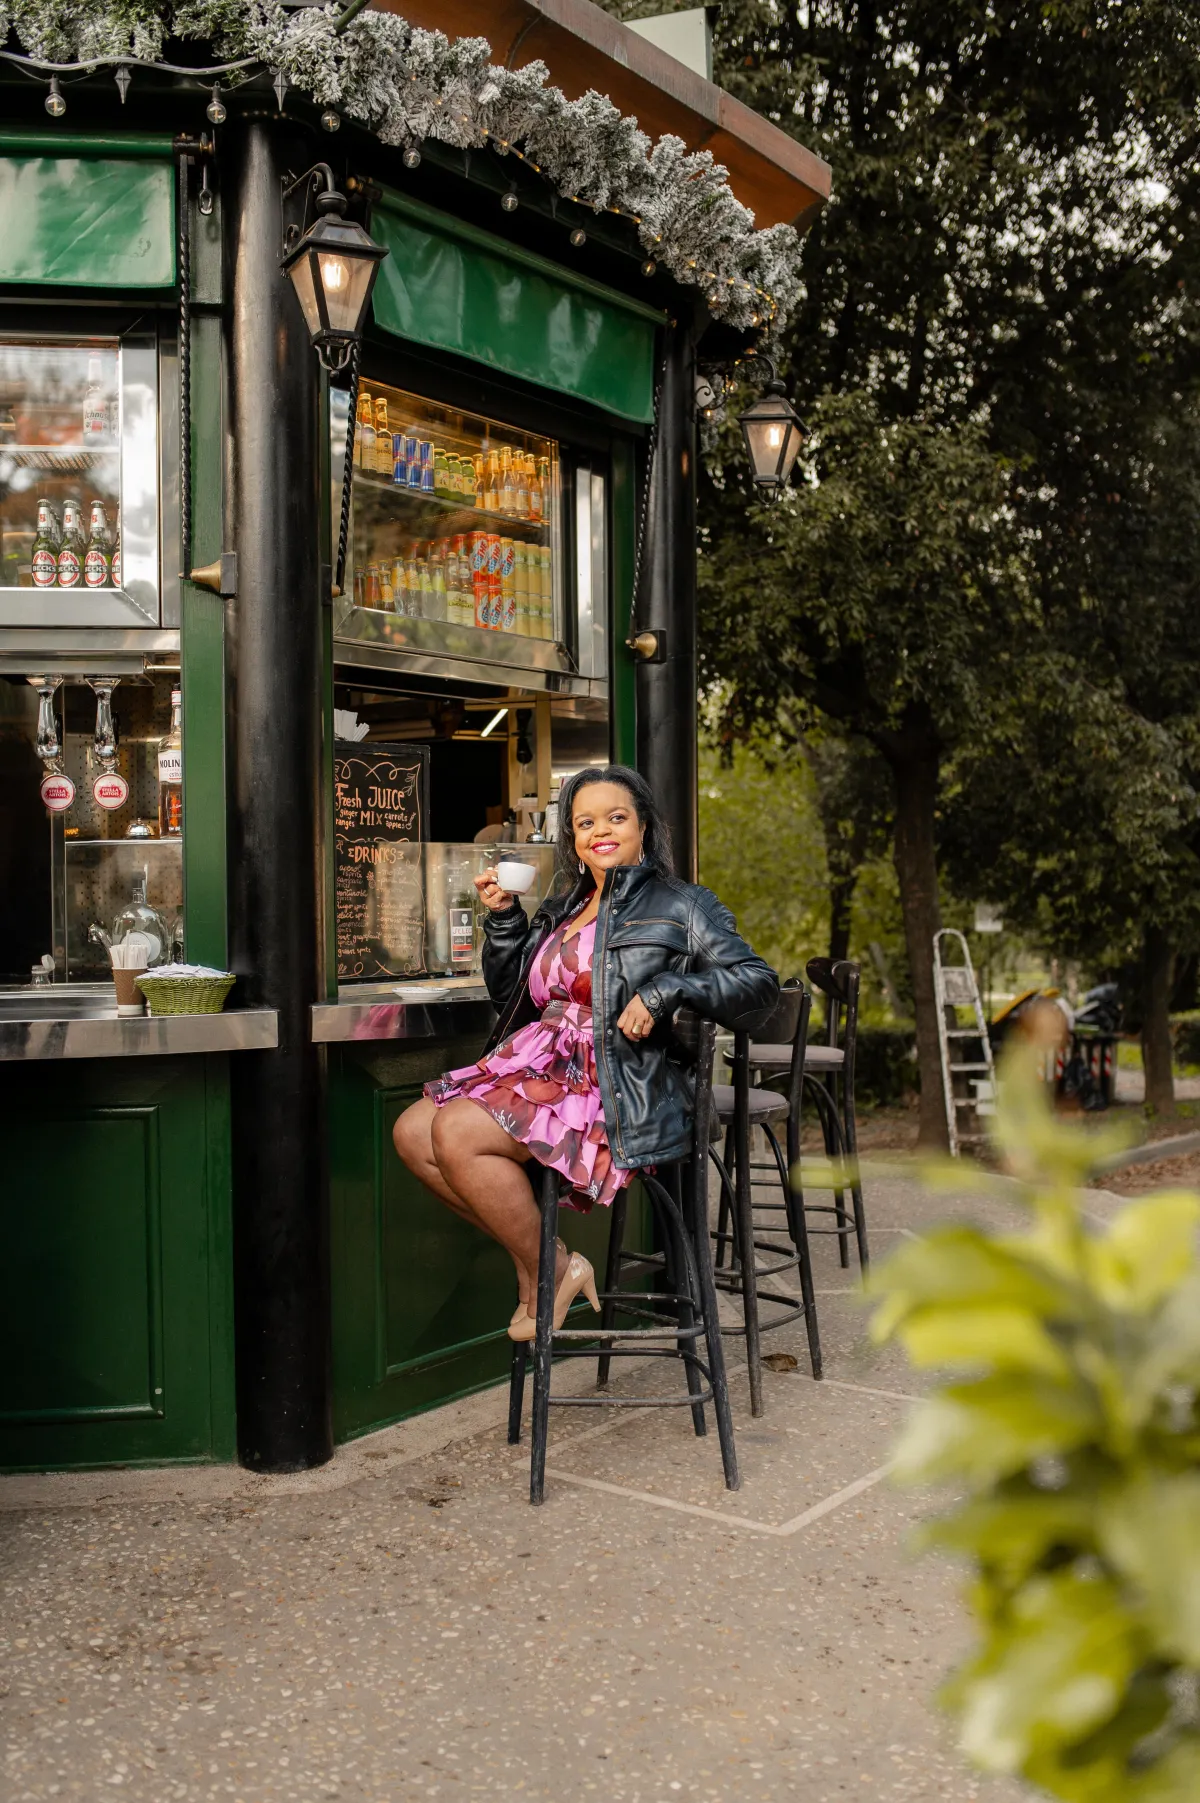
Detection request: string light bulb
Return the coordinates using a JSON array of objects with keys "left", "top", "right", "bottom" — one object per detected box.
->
[
  {"left": 321, "top": 109, "right": 341, "bottom": 132},
  {"left": 206, "top": 84, "right": 226, "bottom": 125},
  {"left": 402, "top": 146, "right": 422, "bottom": 169},
  {"left": 569, "top": 226, "right": 587, "bottom": 248},
  {"left": 641, "top": 258, "right": 657, "bottom": 277},
  {"left": 44, "top": 77, "right": 66, "bottom": 118},
  {"left": 500, "top": 189, "right": 519, "bottom": 213}
]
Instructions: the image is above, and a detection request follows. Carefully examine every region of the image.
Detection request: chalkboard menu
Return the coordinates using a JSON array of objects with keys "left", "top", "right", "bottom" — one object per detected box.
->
[{"left": 334, "top": 742, "right": 429, "bottom": 980}]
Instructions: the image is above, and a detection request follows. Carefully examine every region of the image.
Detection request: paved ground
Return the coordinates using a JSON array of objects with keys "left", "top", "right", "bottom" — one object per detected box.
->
[{"left": 0, "top": 1167, "right": 1087, "bottom": 1803}]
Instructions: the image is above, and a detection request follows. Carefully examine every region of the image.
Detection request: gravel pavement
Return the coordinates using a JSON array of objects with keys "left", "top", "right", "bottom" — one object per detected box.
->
[{"left": 1, "top": 1169, "right": 1040, "bottom": 1803}]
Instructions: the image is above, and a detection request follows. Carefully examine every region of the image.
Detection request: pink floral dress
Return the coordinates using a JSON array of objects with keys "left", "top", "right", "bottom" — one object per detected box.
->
[{"left": 424, "top": 912, "right": 632, "bottom": 1212}]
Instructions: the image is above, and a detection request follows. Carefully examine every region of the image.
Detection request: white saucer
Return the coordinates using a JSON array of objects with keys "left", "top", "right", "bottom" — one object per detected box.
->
[{"left": 392, "top": 984, "right": 450, "bottom": 1002}]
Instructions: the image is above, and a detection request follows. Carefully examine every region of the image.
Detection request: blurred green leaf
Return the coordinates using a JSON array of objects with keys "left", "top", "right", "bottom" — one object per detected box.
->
[
  {"left": 892, "top": 1376, "right": 1101, "bottom": 1485},
  {"left": 951, "top": 1569, "right": 1139, "bottom": 1772},
  {"left": 1098, "top": 1475, "right": 1200, "bottom": 1663},
  {"left": 1087, "top": 1195, "right": 1200, "bottom": 1314},
  {"left": 898, "top": 1304, "right": 1073, "bottom": 1378}
]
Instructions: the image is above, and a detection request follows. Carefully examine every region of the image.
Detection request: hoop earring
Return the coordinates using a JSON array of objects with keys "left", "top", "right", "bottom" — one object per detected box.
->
[{"left": 578, "top": 857, "right": 586, "bottom": 874}]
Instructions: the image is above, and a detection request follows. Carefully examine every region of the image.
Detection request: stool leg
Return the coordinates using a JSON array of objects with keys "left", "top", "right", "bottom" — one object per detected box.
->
[
  {"left": 815, "top": 1078, "right": 851, "bottom": 1268},
  {"left": 733, "top": 1034, "right": 764, "bottom": 1417},
  {"left": 687, "top": 1154, "right": 741, "bottom": 1491},
  {"left": 665, "top": 1170, "right": 707, "bottom": 1438},
  {"left": 714, "top": 1130, "right": 734, "bottom": 1270},
  {"left": 529, "top": 1166, "right": 560, "bottom": 1507},
  {"left": 840, "top": 1079, "right": 869, "bottom": 1272},
  {"left": 508, "top": 1342, "right": 528, "bottom": 1443},
  {"left": 766, "top": 1123, "right": 823, "bottom": 1381},
  {"left": 596, "top": 1186, "right": 629, "bottom": 1388}
]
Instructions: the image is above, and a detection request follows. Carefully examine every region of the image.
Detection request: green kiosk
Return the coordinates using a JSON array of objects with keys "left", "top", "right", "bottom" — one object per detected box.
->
[{"left": 0, "top": 3, "right": 828, "bottom": 1472}]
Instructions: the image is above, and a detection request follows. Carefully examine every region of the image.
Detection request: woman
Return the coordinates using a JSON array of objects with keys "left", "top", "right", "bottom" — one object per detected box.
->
[{"left": 393, "top": 765, "right": 777, "bottom": 1341}]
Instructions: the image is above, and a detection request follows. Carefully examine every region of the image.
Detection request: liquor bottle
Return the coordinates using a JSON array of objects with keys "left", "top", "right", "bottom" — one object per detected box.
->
[
  {"left": 56, "top": 498, "right": 85, "bottom": 587},
  {"left": 445, "top": 856, "right": 475, "bottom": 975},
  {"left": 515, "top": 452, "right": 530, "bottom": 519},
  {"left": 157, "top": 688, "right": 183, "bottom": 837},
  {"left": 84, "top": 499, "right": 112, "bottom": 588},
  {"left": 485, "top": 449, "right": 500, "bottom": 511},
  {"left": 473, "top": 454, "right": 485, "bottom": 508},
  {"left": 82, "top": 354, "right": 113, "bottom": 446},
  {"left": 110, "top": 516, "right": 122, "bottom": 589},
  {"left": 373, "top": 396, "right": 391, "bottom": 474},
  {"left": 500, "top": 448, "right": 517, "bottom": 516},
  {"left": 356, "top": 391, "right": 375, "bottom": 471},
  {"left": 31, "top": 498, "right": 59, "bottom": 587}
]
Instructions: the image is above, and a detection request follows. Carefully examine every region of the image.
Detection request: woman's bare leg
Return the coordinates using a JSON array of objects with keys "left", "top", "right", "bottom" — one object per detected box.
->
[
  {"left": 430, "top": 1099, "right": 569, "bottom": 1304},
  {"left": 393, "top": 1098, "right": 542, "bottom": 1308}
]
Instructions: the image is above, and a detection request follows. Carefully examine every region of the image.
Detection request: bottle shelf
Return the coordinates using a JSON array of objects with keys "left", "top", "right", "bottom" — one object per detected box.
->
[
  {"left": 351, "top": 472, "right": 549, "bottom": 541},
  {"left": 1, "top": 445, "right": 120, "bottom": 472}
]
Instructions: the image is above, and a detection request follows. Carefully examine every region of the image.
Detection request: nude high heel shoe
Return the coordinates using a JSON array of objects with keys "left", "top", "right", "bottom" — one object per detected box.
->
[
  {"left": 506, "top": 1243, "right": 569, "bottom": 1341},
  {"left": 509, "top": 1252, "right": 600, "bottom": 1342}
]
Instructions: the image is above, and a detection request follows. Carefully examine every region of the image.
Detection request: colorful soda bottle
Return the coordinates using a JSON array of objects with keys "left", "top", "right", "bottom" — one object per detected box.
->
[
  {"left": 470, "top": 531, "right": 489, "bottom": 629},
  {"left": 485, "top": 532, "right": 502, "bottom": 630},
  {"left": 540, "top": 544, "right": 553, "bottom": 636},
  {"left": 499, "top": 537, "right": 516, "bottom": 632},
  {"left": 513, "top": 542, "right": 528, "bottom": 635}
]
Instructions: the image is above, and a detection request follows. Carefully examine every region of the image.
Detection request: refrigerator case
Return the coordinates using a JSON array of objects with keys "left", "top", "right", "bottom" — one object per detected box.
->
[{"left": 0, "top": 331, "right": 165, "bottom": 629}]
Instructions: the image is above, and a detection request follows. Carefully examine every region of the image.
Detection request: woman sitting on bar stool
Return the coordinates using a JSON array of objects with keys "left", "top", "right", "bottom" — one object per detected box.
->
[{"left": 393, "top": 764, "right": 777, "bottom": 1341}]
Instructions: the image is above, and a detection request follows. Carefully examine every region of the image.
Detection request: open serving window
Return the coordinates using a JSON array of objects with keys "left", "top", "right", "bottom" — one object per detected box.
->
[{"left": 0, "top": 331, "right": 167, "bottom": 630}]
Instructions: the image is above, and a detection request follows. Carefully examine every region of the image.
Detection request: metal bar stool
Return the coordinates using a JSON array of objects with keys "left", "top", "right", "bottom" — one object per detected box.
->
[
  {"left": 709, "top": 985, "right": 823, "bottom": 1416},
  {"left": 748, "top": 959, "right": 868, "bottom": 1271},
  {"left": 508, "top": 1016, "right": 740, "bottom": 1505}
]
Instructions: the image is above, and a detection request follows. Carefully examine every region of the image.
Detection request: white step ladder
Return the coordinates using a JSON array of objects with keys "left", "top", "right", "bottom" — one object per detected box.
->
[{"left": 933, "top": 929, "right": 998, "bottom": 1157}]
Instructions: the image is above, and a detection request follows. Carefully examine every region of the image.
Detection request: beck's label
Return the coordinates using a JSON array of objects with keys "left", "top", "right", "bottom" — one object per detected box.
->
[
  {"left": 32, "top": 549, "right": 57, "bottom": 587},
  {"left": 84, "top": 548, "right": 109, "bottom": 587},
  {"left": 57, "top": 551, "right": 81, "bottom": 588}
]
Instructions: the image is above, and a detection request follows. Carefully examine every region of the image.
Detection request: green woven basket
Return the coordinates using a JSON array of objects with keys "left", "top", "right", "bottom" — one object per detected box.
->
[{"left": 136, "top": 973, "right": 236, "bottom": 1016}]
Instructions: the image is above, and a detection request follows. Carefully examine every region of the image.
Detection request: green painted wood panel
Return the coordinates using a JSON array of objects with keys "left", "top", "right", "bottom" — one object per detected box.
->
[
  {"left": 329, "top": 1040, "right": 638, "bottom": 1441},
  {"left": 0, "top": 1057, "right": 235, "bottom": 1470},
  {"left": 0, "top": 154, "right": 175, "bottom": 288},
  {"left": 372, "top": 193, "right": 659, "bottom": 426}
]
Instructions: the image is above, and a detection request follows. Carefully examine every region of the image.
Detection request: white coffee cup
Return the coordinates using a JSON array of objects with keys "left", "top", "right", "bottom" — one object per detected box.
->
[{"left": 496, "top": 859, "right": 537, "bottom": 894}]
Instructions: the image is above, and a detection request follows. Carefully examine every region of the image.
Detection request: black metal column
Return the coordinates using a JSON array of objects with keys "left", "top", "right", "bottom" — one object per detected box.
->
[
  {"left": 637, "top": 320, "right": 699, "bottom": 881},
  {"left": 224, "top": 121, "right": 332, "bottom": 1470}
]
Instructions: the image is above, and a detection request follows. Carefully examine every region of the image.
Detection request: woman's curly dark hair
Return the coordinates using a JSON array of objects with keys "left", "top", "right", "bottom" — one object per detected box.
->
[{"left": 554, "top": 765, "right": 674, "bottom": 892}]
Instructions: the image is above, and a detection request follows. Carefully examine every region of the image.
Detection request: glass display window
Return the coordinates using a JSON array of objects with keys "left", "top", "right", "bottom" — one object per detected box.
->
[
  {"left": 0, "top": 333, "right": 161, "bottom": 626},
  {"left": 344, "top": 377, "right": 561, "bottom": 643}
]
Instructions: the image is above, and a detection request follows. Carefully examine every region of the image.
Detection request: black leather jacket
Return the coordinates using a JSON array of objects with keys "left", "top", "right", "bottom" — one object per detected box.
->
[{"left": 480, "top": 862, "right": 778, "bottom": 1170}]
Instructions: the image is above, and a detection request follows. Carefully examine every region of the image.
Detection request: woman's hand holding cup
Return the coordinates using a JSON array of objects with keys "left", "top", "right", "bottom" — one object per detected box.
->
[{"left": 474, "top": 868, "right": 515, "bottom": 912}]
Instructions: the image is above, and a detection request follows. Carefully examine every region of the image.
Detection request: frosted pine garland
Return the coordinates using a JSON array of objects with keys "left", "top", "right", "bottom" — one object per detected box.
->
[{"left": 0, "top": 0, "right": 806, "bottom": 332}]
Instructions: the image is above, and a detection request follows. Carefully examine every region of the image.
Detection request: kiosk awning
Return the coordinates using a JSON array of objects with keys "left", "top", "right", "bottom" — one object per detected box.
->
[
  {"left": 371, "top": 192, "right": 661, "bottom": 425},
  {"left": 0, "top": 135, "right": 176, "bottom": 289}
]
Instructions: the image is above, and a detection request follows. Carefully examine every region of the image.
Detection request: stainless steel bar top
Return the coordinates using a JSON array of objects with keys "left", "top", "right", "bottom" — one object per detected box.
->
[
  {"left": 0, "top": 1006, "right": 279, "bottom": 1061},
  {"left": 312, "top": 980, "right": 496, "bottom": 1044}
]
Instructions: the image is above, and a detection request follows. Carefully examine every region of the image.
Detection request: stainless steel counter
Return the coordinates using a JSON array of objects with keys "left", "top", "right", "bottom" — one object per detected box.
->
[
  {"left": 311, "top": 979, "right": 495, "bottom": 1044},
  {"left": 0, "top": 997, "right": 279, "bottom": 1061}
]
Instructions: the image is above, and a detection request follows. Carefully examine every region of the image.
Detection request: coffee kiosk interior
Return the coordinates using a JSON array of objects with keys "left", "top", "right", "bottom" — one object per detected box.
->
[{"left": 0, "top": 9, "right": 829, "bottom": 1473}]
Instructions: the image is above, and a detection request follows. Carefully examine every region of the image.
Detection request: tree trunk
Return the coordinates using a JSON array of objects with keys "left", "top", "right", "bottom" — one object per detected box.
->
[
  {"left": 1142, "top": 923, "right": 1175, "bottom": 1115},
  {"left": 828, "top": 874, "right": 855, "bottom": 967},
  {"left": 879, "top": 710, "right": 948, "bottom": 1147}
]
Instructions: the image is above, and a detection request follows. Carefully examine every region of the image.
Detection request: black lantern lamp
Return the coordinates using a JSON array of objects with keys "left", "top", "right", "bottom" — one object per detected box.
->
[
  {"left": 281, "top": 165, "right": 388, "bottom": 375},
  {"left": 738, "top": 358, "right": 806, "bottom": 492}
]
